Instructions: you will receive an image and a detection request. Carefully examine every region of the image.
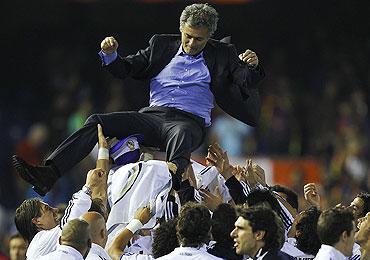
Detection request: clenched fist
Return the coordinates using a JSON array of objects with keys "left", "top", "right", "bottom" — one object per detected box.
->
[
  {"left": 239, "top": 49, "right": 259, "bottom": 68},
  {"left": 100, "top": 36, "right": 119, "bottom": 55}
]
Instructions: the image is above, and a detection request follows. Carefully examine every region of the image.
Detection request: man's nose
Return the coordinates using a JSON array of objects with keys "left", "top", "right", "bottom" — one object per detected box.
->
[
  {"left": 230, "top": 228, "right": 236, "bottom": 238},
  {"left": 188, "top": 38, "right": 195, "bottom": 46}
]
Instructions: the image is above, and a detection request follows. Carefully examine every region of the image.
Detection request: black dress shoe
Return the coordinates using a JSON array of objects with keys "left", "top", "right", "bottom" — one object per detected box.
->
[{"left": 12, "top": 155, "right": 59, "bottom": 196}]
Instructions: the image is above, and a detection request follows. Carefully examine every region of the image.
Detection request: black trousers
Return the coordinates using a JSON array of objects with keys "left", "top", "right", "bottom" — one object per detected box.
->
[{"left": 46, "top": 106, "right": 206, "bottom": 176}]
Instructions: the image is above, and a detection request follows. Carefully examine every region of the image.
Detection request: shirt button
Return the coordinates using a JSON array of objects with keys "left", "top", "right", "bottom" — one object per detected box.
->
[{"left": 171, "top": 98, "right": 174, "bottom": 101}]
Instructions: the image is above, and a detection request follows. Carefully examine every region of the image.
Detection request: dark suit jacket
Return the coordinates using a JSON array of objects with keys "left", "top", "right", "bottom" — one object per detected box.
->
[
  {"left": 262, "top": 249, "right": 295, "bottom": 260},
  {"left": 105, "top": 34, "right": 265, "bottom": 126}
]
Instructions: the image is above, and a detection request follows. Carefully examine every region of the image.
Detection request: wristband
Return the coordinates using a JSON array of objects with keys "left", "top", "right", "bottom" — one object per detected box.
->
[
  {"left": 98, "top": 148, "right": 109, "bottom": 160},
  {"left": 126, "top": 219, "right": 143, "bottom": 234}
]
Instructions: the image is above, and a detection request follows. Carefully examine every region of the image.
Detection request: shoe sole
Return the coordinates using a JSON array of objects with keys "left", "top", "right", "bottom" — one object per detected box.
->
[{"left": 12, "top": 155, "right": 48, "bottom": 196}]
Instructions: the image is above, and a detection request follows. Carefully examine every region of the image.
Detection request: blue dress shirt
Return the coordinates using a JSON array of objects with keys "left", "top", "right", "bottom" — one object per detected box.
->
[{"left": 99, "top": 46, "right": 214, "bottom": 126}]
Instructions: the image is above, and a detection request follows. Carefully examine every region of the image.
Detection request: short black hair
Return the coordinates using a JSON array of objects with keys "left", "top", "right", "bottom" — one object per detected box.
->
[
  {"left": 211, "top": 203, "right": 237, "bottom": 247},
  {"left": 296, "top": 207, "right": 322, "bottom": 255},
  {"left": 356, "top": 192, "right": 370, "bottom": 218},
  {"left": 246, "top": 189, "right": 283, "bottom": 217},
  {"left": 236, "top": 206, "right": 285, "bottom": 251},
  {"left": 317, "top": 207, "right": 354, "bottom": 246},
  {"left": 270, "top": 185, "right": 299, "bottom": 211},
  {"left": 14, "top": 198, "right": 42, "bottom": 242},
  {"left": 152, "top": 219, "right": 179, "bottom": 258},
  {"left": 177, "top": 202, "right": 211, "bottom": 247}
]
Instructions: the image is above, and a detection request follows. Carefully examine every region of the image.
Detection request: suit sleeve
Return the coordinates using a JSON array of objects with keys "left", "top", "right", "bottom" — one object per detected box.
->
[
  {"left": 103, "top": 35, "right": 158, "bottom": 80},
  {"left": 223, "top": 44, "right": 264, "bottom": 126},
  {"left": 227, "top": 44, "right": 266, "bottom": 93},
  {"left": 225, "top": 176, "right": 247, "bottom": 205}
]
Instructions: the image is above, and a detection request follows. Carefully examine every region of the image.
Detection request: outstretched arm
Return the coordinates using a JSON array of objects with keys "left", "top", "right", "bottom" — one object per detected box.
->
[
  {"left": 206, "top": 143, "right": 247, "bottom": 205},
  {"left": 100, "top": 35, "right": 157, "bottom": 80},
  {"left": 108, "top": 207, "right": 151, "bottom": 260}
]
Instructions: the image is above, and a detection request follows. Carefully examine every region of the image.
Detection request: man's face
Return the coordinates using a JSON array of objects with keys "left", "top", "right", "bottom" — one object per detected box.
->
[
  {"left": 33, "top": 202, "right": 59, "bottom": 230},
  {"left": 9, "top": 237, "right": 27, "bottom": 260},
  {"left": 180, "top": 24, "right": 209, "bottom": 56},
  {"left": 355, "top": 212, "right": 370, "bottom": 246},
  {"left": 288, "top": 210, "right": 306, "bottom": 238},
  {"left": 350, "top": 197, "right": 365, "bottom": 220},
  {"left": 230, "top": 217, "right": 259, "bottom": 256}
]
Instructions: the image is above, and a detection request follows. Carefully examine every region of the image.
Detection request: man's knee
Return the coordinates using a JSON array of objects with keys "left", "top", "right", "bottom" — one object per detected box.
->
[{"left": 84, "top": 114, "right": 101, "bottom": 126}]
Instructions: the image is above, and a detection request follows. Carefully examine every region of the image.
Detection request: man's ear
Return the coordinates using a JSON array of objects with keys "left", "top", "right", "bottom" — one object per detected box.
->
[
  {"left": 341, "top": 230, "right": 350, "bottom": 242},
  {"left": 255, "top": 230, "right": 266, "bottom": 241},
  {"left": 31, "top": 217, "right": 41, "bottom": 229},
  {"left": 100, "top": 228, "right": 105, "bottom": 239}
]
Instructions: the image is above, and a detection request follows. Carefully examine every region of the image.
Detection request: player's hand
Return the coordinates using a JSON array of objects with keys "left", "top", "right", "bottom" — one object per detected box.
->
[
  {"left": 85, "top": 168, "right": 106, "bottom": 188},
  {"left": 239, "top": 49, "right": 259, "bottom": 67},
  {"left": 206, "top": 143, "right": 234, "bottom": 180},
  {"left": 304, "top": 183, "right": 321, "bottom": 209},
  {"left": 134, "top": 207, "right": 151, "bottom": 224},
  {"left": 199, "top": 186, "right": 223, "bottom": 212},
  {"left": 97, "top": 124, "right": 108, "bottom": 149},
  {"left": 245, "top": 159, "right": 266, "bottom": 187},
  {"left": 101, "top": 36, "right": 119, "bottom": 55}
]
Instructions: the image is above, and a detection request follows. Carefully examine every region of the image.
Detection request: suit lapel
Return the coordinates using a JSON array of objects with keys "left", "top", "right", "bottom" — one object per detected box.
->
[
  {"left": 203, "top": 41, "right": 216, "bottom": 75},
  {"left": 147, "top": 36, "right": 181, "bottom": 78},
  {"left": 159, "top": 38, "right": 181, "bottom": 70}
]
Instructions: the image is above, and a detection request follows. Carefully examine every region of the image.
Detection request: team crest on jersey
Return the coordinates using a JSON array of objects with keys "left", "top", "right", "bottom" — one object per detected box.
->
[{"left": 127, "top": 140, "right": 136, "bottom": 151}]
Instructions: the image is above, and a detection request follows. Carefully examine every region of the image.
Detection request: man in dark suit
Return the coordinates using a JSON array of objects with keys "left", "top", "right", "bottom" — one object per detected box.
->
[
  {"left": 13, "top": 3, "right": 265, "bottom": 195},
  {"left": 230, "top": 206, "right": 294, "bottom": 260}
]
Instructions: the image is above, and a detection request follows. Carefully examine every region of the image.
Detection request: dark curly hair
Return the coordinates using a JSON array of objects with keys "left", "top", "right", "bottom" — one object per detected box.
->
[
  {"left": 295, "top": 207, "right": 322, "bottom": 255},
  {"left": 236, "top": 205, "right": 285, "bottom": 252},
  {"left": 270, "top": 184, "right": 299, "bottom": 211},
  {"left": 246, "top": 189, "right": 284, "bottom": 218},
  {"left": 177, "top": 202, "right": 211, "bottom": 247},
  {"left": 152, "top": 219, "right": 179, "bottom": 258},
  {"left": 211, "top": 203, "right": 237, "bottom": 247}
]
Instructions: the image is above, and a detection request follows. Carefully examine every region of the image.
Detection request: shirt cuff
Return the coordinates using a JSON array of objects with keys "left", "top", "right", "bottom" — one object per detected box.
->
[{"left": 98, "top": 50, "right": 118, "bottom": 65}]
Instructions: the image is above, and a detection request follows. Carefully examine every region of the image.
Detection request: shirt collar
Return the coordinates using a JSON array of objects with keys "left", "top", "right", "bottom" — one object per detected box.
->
[
  {"left": 57, "top": 245, "right": 84, "bottom": 259},
  {"left": 320, "top": 244, "right": 347, "bottom": 259},
  {"left": 89, "top": 243, "right": 110, "bottom": 259},
  {"left": 255, "top": 248, "right": 268, "bottom": 259},
  {"left": 177, "top": 244, "right": 208, "bottom": 252},
  {"left": 176, "top": 45, "right": 204, "bottom": 59}
]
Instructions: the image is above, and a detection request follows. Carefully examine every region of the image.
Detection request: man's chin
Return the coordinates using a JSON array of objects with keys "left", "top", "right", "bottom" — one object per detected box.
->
[{"left": 184, "top": 48, "right": 198, "bottom": 56}]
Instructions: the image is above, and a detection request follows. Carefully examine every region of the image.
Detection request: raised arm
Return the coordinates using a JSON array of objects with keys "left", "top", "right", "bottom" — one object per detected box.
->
[{"left": 108, "top": 207, "right": 151, "bottom": 260}]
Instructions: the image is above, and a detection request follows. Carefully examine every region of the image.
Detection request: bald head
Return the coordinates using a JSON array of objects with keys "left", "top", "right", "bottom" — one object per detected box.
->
[
  {"left": 60, "top": 219, "right": 91, "bottom": 257},
  {"left": 81, "top": 212, "right": 107, "bottom": 247}
]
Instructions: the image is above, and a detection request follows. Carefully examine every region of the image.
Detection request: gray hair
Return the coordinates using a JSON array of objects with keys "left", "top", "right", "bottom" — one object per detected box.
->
[{"left": 179, "top": 3, "right": 219, "bottom": 37}]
